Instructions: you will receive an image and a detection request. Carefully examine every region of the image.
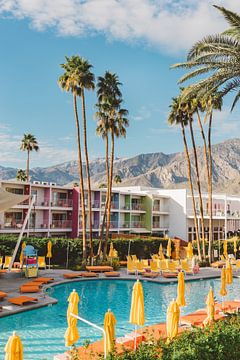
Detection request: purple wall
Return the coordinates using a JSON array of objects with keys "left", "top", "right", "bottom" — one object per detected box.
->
[{"left": 71, "top": 187, "right": 80, "bottom": 238}]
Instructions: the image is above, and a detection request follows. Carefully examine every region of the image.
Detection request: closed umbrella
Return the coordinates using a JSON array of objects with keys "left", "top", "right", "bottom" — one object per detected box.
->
[
  {"left": 19, "top": 242, "right": 26, "bottom": 265},
  {"left": 129, "top": 280, "right": 145, "bottom": 349},
  {"left": 223, "top": 241, "right": 228, "bottom": 259},
  {"left": 220, "top": 268, "right": 227, "bottom": 297},
  {"left": 186, "top": 242, "right": 193, "bottom": 260},
  {"left": 166, "top": 299, "right": 180, "bottom": 341},
  {"left": 108, "top": 242, "right": 117, "bottom": 265},
  {"left": 167, "top": 238, "right": 171, "bottom": 258},
  {"left": 225, "top": 259, "right": 233, "bottom": 285},
  {"left": 233, "top": 237, "right": 237, "bottom": 258},
  {"left": 46, "top": 241, "right": 52, "bottom": 268},
  {"left": 158, "top": 243, "right": 165, "bottom": 260},
  {"left": 4, "top": 331, "right": 23, "bottom": 360},
  {"left": 104, "top": 309, "right": 117, "bottom": 355},
  {"left": 176, "top": 271, "right": 186, "bottom": 307},
  {"left": 204, "top": 287, "right": 215, "bottom": 325},
  {"left": 64, "top": 289, "right": 80, "bottom": 347}
]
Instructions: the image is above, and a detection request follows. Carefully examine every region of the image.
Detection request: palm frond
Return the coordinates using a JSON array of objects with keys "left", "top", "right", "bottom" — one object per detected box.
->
[
  {"left": 231, "top": 90, "right": 240, "bottom": 111},
  {"left": 213, "top": 5, "right": 240, "bottom": 32}
]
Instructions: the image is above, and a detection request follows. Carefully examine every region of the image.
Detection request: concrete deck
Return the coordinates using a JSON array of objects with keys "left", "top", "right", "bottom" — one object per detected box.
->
[{"left": 0, "top": 267, "right": 224, "bottom": 318}]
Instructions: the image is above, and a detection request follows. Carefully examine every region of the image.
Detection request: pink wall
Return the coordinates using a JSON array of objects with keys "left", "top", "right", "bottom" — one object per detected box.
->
[{"left": 71, "top": 187, "right": 79, "bottom": 238}]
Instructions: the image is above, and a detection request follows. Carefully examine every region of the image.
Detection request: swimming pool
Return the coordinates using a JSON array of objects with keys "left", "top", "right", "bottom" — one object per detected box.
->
[{"left": 0, "top": 277, "right": 239, "bottom": 359}]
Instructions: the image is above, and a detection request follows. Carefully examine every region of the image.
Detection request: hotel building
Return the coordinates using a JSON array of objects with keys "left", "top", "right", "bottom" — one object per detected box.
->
[{"left": 0, "top": 181, "right": 239, "bottom": 241}]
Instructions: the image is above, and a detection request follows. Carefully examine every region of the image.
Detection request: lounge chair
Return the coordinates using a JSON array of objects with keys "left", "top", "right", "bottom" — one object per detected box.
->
[
  {"left": 142, "top": 259, "right": 149, "bottom": 268},
  {"left": 3, "top": 256, "right": 12, "bottom": 269},
  {"left": 63, "top": 272, "right": 83, "bottom": 279},
  {"left": 136, "top": 261, "right": 145, "bottom": 274},
  {"left": 159, "top": 259, "right": 167, "bottom": 272},
  {"left": 215, "top": 300, "right": 240, "bottom": 313},
  {"left": 141, "top": 272, "right": 159, "bottom": 278},
  {"left": 38, "top": 256, "right": 46, "bottom": 269},
  {"left": 8, "top": 296, "right": 38, "bottom": 306},
  {"left": 150, "top": 261, "right": 159, "bottom": 273},
  {"left": 162, "top": 272, "right": 178, "bottom": 278},
  {"left": 181, "top": 260, "right": 194, "bottom": 275},
  {"left": 33, "top": 277, "right": 54, "bottom": 283},
  {"left": 86, "top": 266, "right": 113, "bottom": 272},
  {"left": 20, "top": 285, "right": 41, "bottom": 293},
  {"left": 80, "top": 272, "right": 99, "bottom": 277},
  {"left": 151, "top": 254, "right": 159, "bottom": 260},
  {"left": 0, "top": 291, "right": 7, "bottom": 300},
  {"left": 131, "top": 255, "right": 138, "bottom": 262},
  {"left": 166, "top": 260, "right": 178, "bottom": 273},
  {"left": 127, "top": 261, "right": 136, "bottom": 275}
]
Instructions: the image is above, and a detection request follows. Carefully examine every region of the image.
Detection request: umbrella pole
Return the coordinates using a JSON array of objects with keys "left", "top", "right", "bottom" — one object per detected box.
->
[
  {"left": 134, "top": 324, "right": 137, "bottom": 350},
  {"left": 49, "top": 258, "right": 50, "bottom": 269}
]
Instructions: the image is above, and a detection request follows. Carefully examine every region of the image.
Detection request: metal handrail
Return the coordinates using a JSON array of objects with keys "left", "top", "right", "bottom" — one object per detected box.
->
[{"left": 70, "top": 313, "right": 107, "bottom": 359}]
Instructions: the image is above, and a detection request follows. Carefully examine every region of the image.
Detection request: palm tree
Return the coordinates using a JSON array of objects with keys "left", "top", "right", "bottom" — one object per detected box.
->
[
  {"left": 172, "top": 6, "right": 240, "bottom": 110},
  {"left": 114, "top": 174, "right": 122, "bottom": 184},
  {"left": 168, "top": 95, "right": 202, "bottom": 261},
  {"left": 16, "top": 169, "right": 27, "bottom": 182},
  {"left": 58, "top": 55, "right": 95, "bottom": 260},
  {"left": 20, "top": 134, "right": 39, "bottom": 181}
]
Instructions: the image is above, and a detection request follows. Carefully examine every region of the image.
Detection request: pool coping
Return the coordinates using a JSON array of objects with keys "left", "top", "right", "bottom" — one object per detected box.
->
[{"left": 0, "top": 268, "right": 225, "bottom": 319}]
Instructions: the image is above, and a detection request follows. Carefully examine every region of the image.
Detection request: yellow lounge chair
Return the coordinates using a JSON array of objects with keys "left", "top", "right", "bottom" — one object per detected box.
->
[
  {"left": 127, "top": 261, "right": 136, "bottom": 275},
  {"left": 142, "top": 259, "right": 149, "bottom": 268},
  {"left": 181, "top": 260, "right": 194, "bottom": 275},
  {"left": 0, "top": 256, "right": 3, "bottom": 269},
  {"left": 131, "top": 255, "right": 138, "bottom": 262},
  {"left": 136, "top": 261, "right": 145, "bottom": 274},
  {"left": 166, "top": 260, "right": 178, "bottom": 273},
  {"left": 3, "top": 256, "right": 12, "bottom": 269},
  {"left": 38, "top": 256, "right": 46, "bottom": 269},
  {"left": 151, "top": 254, "right": 159, "bottom": 260},
  {"left": 159, "top": 259, "right": 167, "bottom": 272}
]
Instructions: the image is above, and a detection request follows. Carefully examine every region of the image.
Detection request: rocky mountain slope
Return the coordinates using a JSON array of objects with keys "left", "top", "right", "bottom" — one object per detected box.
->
[{"left": 0, "top": 138, "right": 239, "bottom": 194}]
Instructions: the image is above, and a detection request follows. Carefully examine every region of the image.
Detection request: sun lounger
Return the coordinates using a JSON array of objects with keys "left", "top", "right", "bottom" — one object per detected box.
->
[
  {"left": 8, "top": 296, "right": 38, "bottom": 306},
  {"left": 0, "top": 291, "right": 7, "bottom": 300},
  {"left": 127, "top": 261, "right": 136, "bottom": 275},
  {"left": 3, "top": 256, "right": 12, "bottom": 269},
  {"left": 215, "top": 300, "right": 240, "bottom": 313},
  {"left": 211, "top": 261, "right": 225, "bottom": 268},
  {"left": 86, "top": 266, "right": 113, "bottom": 272},
  {"left": 104, "top": 271, "right": 120, "bottom": 277},
  {"left": 141, "top": 272, "right": 159, "bottom": 278},
  {"left": 33, "top": 277, "right": 54, "bottom": 283},
  {"left": 38, "top": 256, "right": 47, "bottom": 269},
  {"left": 63, "top": 273, "right": 83, "bottom": 279},
  {"left": 21, "top": 281, "right": 44, "bottom": 287},
  {"left": 150, "top": 261, "right": 160, "bottom": 273},
  {"left": 181, "top": 311, "right": 225, "bottom": 327},
  {"left": 20, "top": 285, "right": 41, "bottom": 293},
  {"left": 119, "top": 261, "right": 127, "bottom": 266},
  {"left": 162, "top": 272, "right": 178, "bottom": 278},
  {"left": 80, "top": 272, "right": 99, "bottom": 277}
]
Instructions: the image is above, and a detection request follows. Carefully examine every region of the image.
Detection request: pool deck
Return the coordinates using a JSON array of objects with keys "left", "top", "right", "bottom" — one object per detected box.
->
[{"left": 0, "top": 266, "right": 227, "bottom": 318}]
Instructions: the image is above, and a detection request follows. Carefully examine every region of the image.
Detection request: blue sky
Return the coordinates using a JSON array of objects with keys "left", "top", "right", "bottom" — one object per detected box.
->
[{"left": 0, "top": 0, "right": 239, "bottom": 168}]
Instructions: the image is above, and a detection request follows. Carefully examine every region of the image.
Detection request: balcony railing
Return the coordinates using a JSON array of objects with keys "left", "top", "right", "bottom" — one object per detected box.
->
[
  {"left": 2, "top": 220, "right": 23, "bottom": 229},
  {"left": 120, "top": 204, "right": 131, "bottom": 210},
  {"left": 131, "top": 203, "right": 144, "bottom": 211},
  {"left": 50, "top": 220, "right": 72, "bottom": 229},
  {"left": 35, "top": 199, "right": 50, "bottom": 207},
  {"left": 153, "top": 222, "right": 161, "bottom": 228},
  {"left": 101, "top": 201, "right": 119, "bottom": 209},
  {"left": 92, "top": 201, "right": 100, "bottom": 208},
  {"left": 29, "top": 223, "right": 49, "bottom": 229},
  {"left": 51, "top": 199, "right": 73, "bottom": 207},
  {"left": 119, "top": 221, "right": 131, "bottom": 228},
  {"left": 131, "top": 221, "right": 145, "bottom": 228},
  {"left": 153, "top": 205, "right": 160, "bottom": 212},
  {"left": 187, "top": 209, "right": 240, "bottom": 217}
]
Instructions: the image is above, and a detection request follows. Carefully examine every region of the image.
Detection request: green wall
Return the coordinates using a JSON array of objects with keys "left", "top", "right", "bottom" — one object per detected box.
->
[{"left": 143, "top": 195, "right": 152, "bottom": 231}]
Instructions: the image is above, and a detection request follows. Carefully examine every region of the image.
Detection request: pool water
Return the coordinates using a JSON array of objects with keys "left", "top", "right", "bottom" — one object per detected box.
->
[{"left": 0, "top": 278, "right": 240, "bottom": 359}]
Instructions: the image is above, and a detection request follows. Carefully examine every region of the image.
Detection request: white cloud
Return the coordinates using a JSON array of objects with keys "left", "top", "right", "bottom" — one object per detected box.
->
[{"left": 0, "top": 0, "right": 240, "bottom": 53}]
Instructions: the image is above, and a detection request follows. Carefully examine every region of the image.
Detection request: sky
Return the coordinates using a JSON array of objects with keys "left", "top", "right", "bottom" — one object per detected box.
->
[{"left": 0, "top": 0, "right": 239, "bottom": 169}]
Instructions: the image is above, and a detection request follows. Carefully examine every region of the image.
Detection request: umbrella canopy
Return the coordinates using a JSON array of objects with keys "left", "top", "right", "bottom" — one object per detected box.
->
[
  {"left": 166, "top": 299, "right": 180, "bottom": 341},
  {"left": 205, "top": 287, "right": 215, "bottom": 324},
  {"left": 46, "top": 241, "right": 52, "bottom": 259},
  {"left": 129, "top": 280, "right": 145, "bottom": 326},
  {"left": 4, "top": 331, "right": 23, "bottom": 360},
  {"left": 108, "top": 242, "right": 117, "bottom": 258},
  {"left": 225, "top": 259, "right": 233, "bottom": 285},
  {"left": 176, "top": 271, "right": 186, "bottom": 307},
  {"left": 220, "top": 268, "right": 227, "bottom": 297},
  {"left": 64, "top": 289, "right": 80, "bottom": 347},
  {"left": 186, "top": 242, "right": 193, "bottom": 260},
  {"left": 104, "top": 309, "right": 117, "bottom": 355},
  {"left": 0, "top": 188, "right": 29, "bottom": 213},
  {"left": 158, "top": 243, "right": 165, "bottom": 260},
  {"left": 223, "top": 241, "right": 228, "bottom": 259},
  {"left": 166, "top": 238, "right": 171, "bottom": 258},
  {"left": 19, "top": 242, "right": 26, "bottom": 264}
]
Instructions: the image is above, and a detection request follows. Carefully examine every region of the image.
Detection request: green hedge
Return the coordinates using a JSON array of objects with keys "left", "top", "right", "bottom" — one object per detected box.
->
[
  {"left": 94, "top": 314, "right": 240, "bottom": 360},
  {"left": 0, "top": 235, "right": 169, "bottom": 267}
]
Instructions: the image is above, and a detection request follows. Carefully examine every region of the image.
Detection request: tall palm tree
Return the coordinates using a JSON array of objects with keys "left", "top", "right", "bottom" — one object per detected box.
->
[
  {"left": 95, "top": 72, "right": 123, "bottom": 255},
  {"left": 16, "top": 169, "right": 27, "bottom": 182},
  {"left": 20, "top": 134, "right": 39, "bottom": 181},
  {"left": 58, "top": 55, "right": 95, "bottom": 260},
  {"left": 172, "top": 6, "right": 240, "bottom": 110},
  {"left": 168, "top": 95, "right": 202, "bottom": 261}
]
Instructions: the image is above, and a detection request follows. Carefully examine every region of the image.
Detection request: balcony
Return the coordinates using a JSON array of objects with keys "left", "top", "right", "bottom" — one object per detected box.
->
[
  {"left": 51, "top": 199, "right": 73, "bottom": 208},
  {"left": 1, "top": 220, "right": 23, "bottom": 229},
  {"left": 29, "top": 223, "right": 49, "bottom": 229},
  {"left": 187, "top": 209, "right": 240, "bottom": 217},
  {"left": 131, "top": 203, "right": 144, "bottom": 211},
  {"left": 119, "top": 221, "right": 131, "bottom": 228},
  {"left": 131, "top": 221, "right": 145, "bottom": 228},
  {"left": 101, "top": 201, "right": 119, "bottom": 210},
  {"left": 50, "top": 220, "right": 72, "bottom": 229},
  {"left": 92, "top": 201, "right": 100, "bottom": 209},
  {"left": 34, "top": 199, "right": 50, "bottom": 207},
  {"left": 120, "top": 204, "right": 131, "bottom": 210},
  {"left": 153, "top": 221, "right": 161, "bottom": 228},
  {"left": 153, "top": 205, "right": 160, "bottom": 212}
]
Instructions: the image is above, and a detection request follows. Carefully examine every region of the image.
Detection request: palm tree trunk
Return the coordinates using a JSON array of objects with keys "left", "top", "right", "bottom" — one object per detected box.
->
[
  {"left": 180, "top": 121, "right": 202, "bottom": 261},
  {"left": 196, "top": 109, "right": 210, "bottom": 260},
  {"left": 98, "top": 135, "right": 109, "bottom": 256},
  {"left": 73, "top": 94, "right": 87, "bottom": 259},
  {"left": 104, "top": 130, "right": 114, "bottom": 257},
  {"left": 26, "top": 150, "right": 30, "bottom": 182},
  {"left": 189, "top": 119, "right": 206, "bottom": 259},
  {"left": 207, "top": 110, "right": 214, "bottom": 262},
  {"left": 81, "top": 89, "right": 93, "bottom": 262}
]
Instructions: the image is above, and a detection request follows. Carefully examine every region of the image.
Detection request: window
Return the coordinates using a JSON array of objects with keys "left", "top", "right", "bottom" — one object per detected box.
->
[{"left": 6, "top": 187, "right": 24, "bottom": 195}]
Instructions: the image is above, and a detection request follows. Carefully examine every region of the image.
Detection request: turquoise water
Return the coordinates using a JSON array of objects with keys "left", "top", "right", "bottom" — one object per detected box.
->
[{"left": 0, "top": 278, "right": 240, "bottom": 359}]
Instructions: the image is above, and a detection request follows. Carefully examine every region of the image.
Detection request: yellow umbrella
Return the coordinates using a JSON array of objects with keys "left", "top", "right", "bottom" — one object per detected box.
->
[
  {"left": 4, "top": 331, "right": 23, "bottom": 360},
  {"left": 158, "top": 243, "right": 165, "bottom": 260},
  {"left": 19, "top": 242, "right": 26, "bottom": 264},
  {"left": 204, "top": 287, "right": 215, "bottom": 325},
  {"left": 104, "top": 309, "right": 117, "bottom": 355},
  {"left": 166, "top": 238, "right": 171, "bottom": 258},
  {"left": 220, "top": 268, "right": 227, "bottom": 297},
  {"left": 129, "top": 280, "right": 145, "bottom": 349},
  {"left": 166, "top": 299, "right": 180, "bottom": 341},
  {"left": 46, "top": 240, "right": 52, "bottom": 268},
  {"left": 186, "top": 242, "right": 193, "bottom": 260},
  {"left": 225, "top": 259, "right": 233, "bottom": 285},
  {"left": 64, "top": 289, "right": 80, "bottom": 347},
  {"left": 223, "top": 241, "right": 228, "bottom": 259},
  {"left": 233, "top": 237, "right": 237, "bottom": 256},
  {"left": 176, "top": 271, "right": 186, "bottom": 307}
]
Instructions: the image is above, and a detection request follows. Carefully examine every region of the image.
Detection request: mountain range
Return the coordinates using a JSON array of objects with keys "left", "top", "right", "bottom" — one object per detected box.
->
[{"left": 0, "top": 138, "right": 239, "bottom": 194}]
